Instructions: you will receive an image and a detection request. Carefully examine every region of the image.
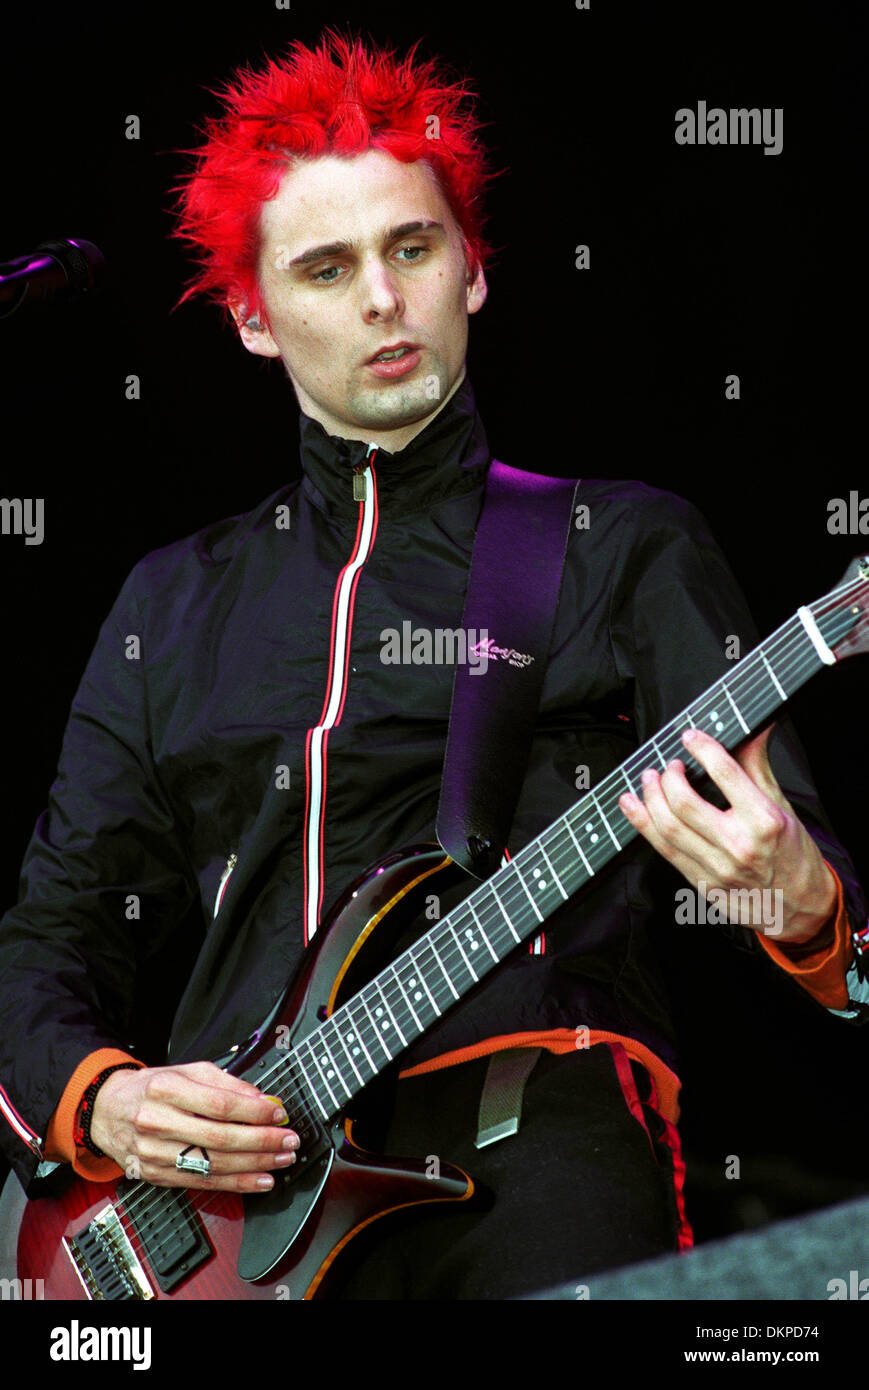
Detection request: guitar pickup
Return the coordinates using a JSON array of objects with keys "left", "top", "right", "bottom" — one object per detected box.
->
[{"left": 116, "top": 1180, "right": 211, "bottom": 1294}]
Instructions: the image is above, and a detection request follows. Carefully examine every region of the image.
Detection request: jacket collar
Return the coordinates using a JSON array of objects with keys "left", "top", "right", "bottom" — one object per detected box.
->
[{"left": 297, "top": 374, "right": 491, "bottom": 519}]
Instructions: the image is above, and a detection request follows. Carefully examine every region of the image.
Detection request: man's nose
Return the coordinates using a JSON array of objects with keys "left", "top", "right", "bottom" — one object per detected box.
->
[{"left": 359, "top": 259, "right": 405, "bottom": 318}]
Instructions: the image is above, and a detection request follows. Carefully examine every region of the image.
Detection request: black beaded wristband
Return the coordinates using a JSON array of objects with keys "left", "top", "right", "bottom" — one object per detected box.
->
[{"left": 74, "top": 1062, "right": 142, "bottom": 1158}]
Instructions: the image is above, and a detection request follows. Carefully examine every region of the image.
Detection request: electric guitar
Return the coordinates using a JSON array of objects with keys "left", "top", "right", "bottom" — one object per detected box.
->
[{"left": 16, "top": 557, "right": 869, "bottom": 1299}]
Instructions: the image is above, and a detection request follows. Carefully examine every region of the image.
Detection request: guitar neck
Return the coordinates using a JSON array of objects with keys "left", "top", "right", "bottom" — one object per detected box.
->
[{"left": 276, "top": 589, "right": 861, "bottom": 1128}]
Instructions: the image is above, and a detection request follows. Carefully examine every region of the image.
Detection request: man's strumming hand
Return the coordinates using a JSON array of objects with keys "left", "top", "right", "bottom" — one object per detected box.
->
[{"left": 90, "top": 1061, "right": 300, "bottom": 1192}]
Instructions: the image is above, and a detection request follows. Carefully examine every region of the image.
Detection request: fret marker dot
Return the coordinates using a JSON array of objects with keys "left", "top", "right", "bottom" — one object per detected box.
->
[
  {"left": 537, "top": 880, "right": 547, "bottom": 890},
  {"left": 352, "top": 1047, "right": 359, "bottom": 1056},
  {"left": 375, "top": 1007, "right": 383, "bottom": 1017},
  {"left": 533, "top": 867, "right": 541, "bottom": 877},
  {"left": 347, "top": 1033, "right": 354, "bottom": 1043},
  {"left": 409, "top": 978, "right": 417, "bottom": 988},
  {"left": 327, "top": 1069, "right": 334, "bottom": 1079},
  {"left": 715, "top": 720, "right": 724, "bottom": 732},
  {"left": 414, "top": 990, "right": 423, "bottom": 1001},
  {"left": 709, "top": 711, "right": 718, "bottom": 720},
  {"left": 381, "top": 1021, "right": 390, "bottom": 1030},
  {"left": 590, "top": 833, "right": 599, "bottom": 844},
  {"left": 585, "top": 822, "right": 593, "bottom": 832}
]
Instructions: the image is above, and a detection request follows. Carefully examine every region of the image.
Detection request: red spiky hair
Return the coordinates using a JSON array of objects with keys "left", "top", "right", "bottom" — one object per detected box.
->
[{"left": 168, "top": 28, "right": 500, "bottom": 328}]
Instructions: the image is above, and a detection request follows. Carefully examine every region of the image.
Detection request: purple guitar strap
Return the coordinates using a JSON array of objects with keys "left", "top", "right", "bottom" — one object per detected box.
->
[{"left": 436, "top": 460, "right": 581, "bottom": 880}]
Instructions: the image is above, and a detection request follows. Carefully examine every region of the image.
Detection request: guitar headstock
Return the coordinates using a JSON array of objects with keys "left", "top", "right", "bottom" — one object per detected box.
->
[{"left": 812, "top": 556, "right": 869, "bottom": 661}]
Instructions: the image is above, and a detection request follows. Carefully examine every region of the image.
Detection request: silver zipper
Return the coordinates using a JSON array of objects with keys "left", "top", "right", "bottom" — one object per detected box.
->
[{"left": 213, "top": 852, "right": 238, "bottom": 919}]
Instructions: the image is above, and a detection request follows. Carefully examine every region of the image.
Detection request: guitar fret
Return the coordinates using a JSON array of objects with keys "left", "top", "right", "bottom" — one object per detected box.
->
[
  {"left": 396, "top": 961, "right": 436, "bottom": 1028},
  {"left": 564, "top": 817, "right": 594, "bottom": 876},
  {"left": 450, "top": 919, "right": 482, "bottom": 977},
  {"left": 389, "top": 964, "right": 423, "bottom": 1031},
  {"left": 342, "top": 1000, "right": 375, "bottom": 1073},
  {"left": 369, "top": 983, "right": 407, "bottom": 1050},
  {"left": 513, "top": 865, "right": 545, "bottom": 921},
  {"left": 649, "top": 735, "right": 667, "bottom": 769},
  {"left": 306, "top": 1039, "right": 346, "bottom": 1105},
  {"left": 293, "top": 1051, "right": 329, "bottom": 1120},
  {"left": 343, "top": 1001, "right": 377, "bottom": 1074},
  {"left": 722, "top": 684, "right": 749, "bottom": 734},
  {"left": 760, "top": 651, "right": 787, "bottom": 700},
  {"left": 538, "top": 841, "right": 567, "bottom": 899},
  {"left": 358, "top": 992, "right": 395, "bottom": 1060},
  {"left": 377, "top": 983, "right": 408, "bottom": 1047},
  {"left": 429, "top": 934, "right": 461, "bottom": 1000},
  {"left": 591, "top": 791, "right": 621, "bottom": 851},
  {"left": 517, "top": 841, "right": 568, "bottom": 911},
  {"left": 407, "top": 944, "right": 443, "bottom": 1015},
  {"left": 467, "top": 900, "right": 499, "bottom": 961},
  {"left": 326, "top": 1018, "right": 366, "bottom": 1086},
  {"left": 488, "top": 881, "right": 521, "bottom": 942}
]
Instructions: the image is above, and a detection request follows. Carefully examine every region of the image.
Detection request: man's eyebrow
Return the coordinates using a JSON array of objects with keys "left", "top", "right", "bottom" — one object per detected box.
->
[{"left": 287, "top": 220, "right": 445, "bottom": 267}]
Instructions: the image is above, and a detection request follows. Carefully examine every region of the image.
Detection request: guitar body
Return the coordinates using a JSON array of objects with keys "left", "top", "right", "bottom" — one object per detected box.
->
[{"left": 17, "top": 845, "right": 476, "bottom": 1300}]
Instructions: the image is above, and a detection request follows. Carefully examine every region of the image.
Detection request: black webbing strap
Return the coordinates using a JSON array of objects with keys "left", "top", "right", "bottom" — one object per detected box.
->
[{"left": 474, "top": 1047, "right": 543, "bottom": 1148}]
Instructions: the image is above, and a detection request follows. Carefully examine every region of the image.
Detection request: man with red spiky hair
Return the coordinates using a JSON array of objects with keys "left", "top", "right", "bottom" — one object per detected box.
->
[{"left": 0, "top": 30, "right": 865, "bottom": 1300}]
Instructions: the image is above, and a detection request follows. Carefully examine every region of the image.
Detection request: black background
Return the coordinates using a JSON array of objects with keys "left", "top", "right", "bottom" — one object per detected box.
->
[{"left": 1, "top": 0, "right": 867, "bottom": 1259}]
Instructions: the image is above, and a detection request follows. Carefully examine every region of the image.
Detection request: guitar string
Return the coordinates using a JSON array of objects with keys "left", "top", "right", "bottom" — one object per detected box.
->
[
  {"left": 226, "top": 587, "right": 862, "bottom": 1104},
  {"left": 104, "top": 588, "right": 861, "bottom": 1256},
  {"left": 99, "top": 582, "right": 865, "bottom": 1268}
]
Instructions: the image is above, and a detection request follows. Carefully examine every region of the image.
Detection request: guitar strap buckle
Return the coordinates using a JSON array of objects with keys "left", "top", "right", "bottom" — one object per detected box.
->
[{"left": 474, "top": 1047, "right": 542, "bottom": 1149}]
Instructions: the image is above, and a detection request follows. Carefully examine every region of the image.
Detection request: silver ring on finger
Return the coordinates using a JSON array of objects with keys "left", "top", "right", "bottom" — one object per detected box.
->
[{"left": 175, "top": 1144, "right": 211, "bottom": 1176}]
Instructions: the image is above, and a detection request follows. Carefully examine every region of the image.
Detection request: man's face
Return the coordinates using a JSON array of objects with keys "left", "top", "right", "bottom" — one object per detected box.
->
[{"left": 232, "top": 148, "right": 487, "bottom": 449}]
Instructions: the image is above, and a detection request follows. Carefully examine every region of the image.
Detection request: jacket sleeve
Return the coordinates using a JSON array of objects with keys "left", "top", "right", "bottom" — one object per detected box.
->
[
  {"left": 607, "top": 487, "right": 869, "bottom": 1020},
  {"left": 0, "top": 562, "right": 200, "bottom": 1192}
]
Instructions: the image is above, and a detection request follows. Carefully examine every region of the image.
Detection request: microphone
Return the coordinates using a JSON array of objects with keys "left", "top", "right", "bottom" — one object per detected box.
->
[{"left": 0, "top": 238, "right": 105, "bottom": 316}]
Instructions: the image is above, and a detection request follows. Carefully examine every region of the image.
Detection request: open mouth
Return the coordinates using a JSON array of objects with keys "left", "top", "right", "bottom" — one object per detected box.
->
[
  {"left": 369, "top": 346, "right": 415, "bottom": 363},
  {"left": 365, "top": 345, "right": 423, "bottom": 377}
]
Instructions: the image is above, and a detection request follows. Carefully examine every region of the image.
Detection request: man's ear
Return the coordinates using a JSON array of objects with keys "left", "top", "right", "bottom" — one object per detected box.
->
[
  {"left": 465, "top": 256, "right": 487, "bottom": 317},
  {"left": 228, "top": 298, "right": 283, "bottom": 358}
]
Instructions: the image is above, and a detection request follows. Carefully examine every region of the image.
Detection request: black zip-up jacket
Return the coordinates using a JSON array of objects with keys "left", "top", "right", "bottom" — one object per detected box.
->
[{"left": 1, "top": 375, "right": 866, "bottom": 1191}]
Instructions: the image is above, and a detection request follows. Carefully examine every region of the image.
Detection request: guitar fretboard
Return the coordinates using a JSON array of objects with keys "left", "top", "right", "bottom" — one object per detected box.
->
[{"left": 259, "top": 584, "right": 862, "bottom": 1133}]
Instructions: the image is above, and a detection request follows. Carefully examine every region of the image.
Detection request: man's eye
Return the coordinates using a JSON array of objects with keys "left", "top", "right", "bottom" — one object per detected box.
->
[
  {"left": 396, "top": 244, "right": 427, "bottom": 262},
  {"left": 311, "top": 265, "right": 343, "bottom": 284}
]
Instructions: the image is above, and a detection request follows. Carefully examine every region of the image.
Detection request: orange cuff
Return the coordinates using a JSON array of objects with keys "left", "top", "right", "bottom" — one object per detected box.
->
[
  {"left": 755, "top": 861, "right": 854, "bottom": 1011},
  {"left": 44, "top": 1048, "right": 145, "bottom": 1182}
]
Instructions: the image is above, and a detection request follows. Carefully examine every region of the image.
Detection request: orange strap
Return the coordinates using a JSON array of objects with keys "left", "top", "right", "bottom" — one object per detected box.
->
[{"left": 398, "top": 1028, "right": 683, "bottom": 1125}]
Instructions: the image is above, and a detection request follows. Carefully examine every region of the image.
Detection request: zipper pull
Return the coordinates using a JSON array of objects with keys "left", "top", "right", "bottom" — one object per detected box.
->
[
  {"left": 352, "top": 465, "right": 367, "bottom": 502},
  {"left": 213, "top": 852, "right": 238, "bottom": 920}
]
